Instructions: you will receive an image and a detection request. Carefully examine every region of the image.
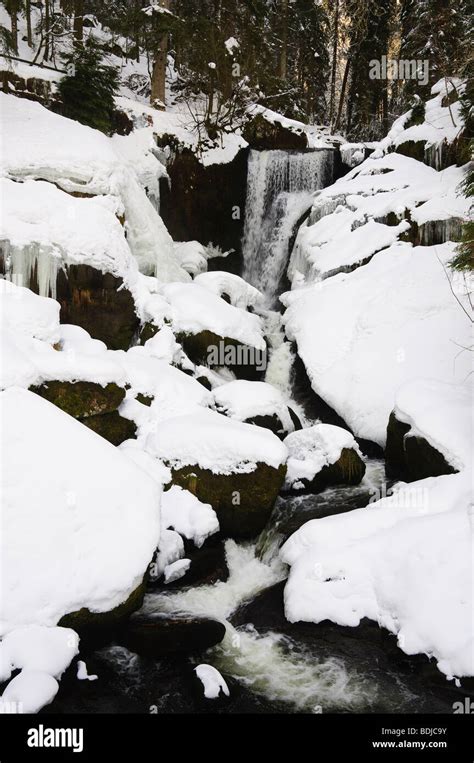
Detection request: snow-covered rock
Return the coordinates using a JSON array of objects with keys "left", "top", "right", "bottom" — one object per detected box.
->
[
  {"left": 194, "top": 271, "right": 264, "bottom": 310},
  {"left": 282, "top": 243, "right": 472, "bottom": 447},
  {"left": 284, "top": 424, "right": 365, "bottom": 492},
  {"left": 194, "top": 664, "right": 230, "bottom": 699},
  {"left": 1, "top": 387, "right": 160, "bottom": 634},
  {"left": 146, "top": 408, "right": 287, "bottom": 537},
  {"left": 161, "top": 486, "right": 219, "bottom": 548},
  {"left": 281, "top": 469, "right": 473, "bottom": 679},
  {"left": 212, "top": 379, "right": 294, "bottom": 436}
]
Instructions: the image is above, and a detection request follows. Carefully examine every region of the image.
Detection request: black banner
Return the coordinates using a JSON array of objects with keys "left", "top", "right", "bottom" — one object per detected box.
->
[{"left": 0, "top": 713, "right": 471, "bottom": 761}]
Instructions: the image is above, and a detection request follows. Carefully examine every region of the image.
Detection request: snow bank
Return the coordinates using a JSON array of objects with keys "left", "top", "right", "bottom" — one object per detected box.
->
[
  {"left": 0, "top": 278, "right": 60, "bottom": 344},
  {"left": 284, "top": 424, "right": 360, "bottom": 488},
  {"left": 0, "top": 388, "right": 160, "bottom": 633},
  {"left": 213, "top": 379, "right": 293, "bottom": 432},
  {"left": 394, "top": 380, "right": 472, "bottom": 472},
  {"left": 281, "top": 470, "right": 473, "bottom": 678},
  {"left": 282, "top": 243, "right": 472, "bottom": 446},
  {"left": 0, "top": 626, "right": 79, "bottom": 683},
  {"left": 146, "top": 408, "right": 288, "bottom": 474}
]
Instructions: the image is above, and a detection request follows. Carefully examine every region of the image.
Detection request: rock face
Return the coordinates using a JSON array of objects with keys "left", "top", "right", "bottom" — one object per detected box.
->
[
  {"left": 117, "top": 612, "right": 226, "bottom": 657},
  {"left": 158, "top": 144, "right": 248, "bottom": 262},
  {"left": 56, "top": 265, "right": 139, "bottom": 351},
  {"left": 171, "top": 462, "right": 287, "bottom": 539},
  {"left": 31, "top": 381, "right": 125, "bottom": 419},
  {"left": 30, "top": 381, "right": 135, "bottom": 446},
  {"left": 243, "top": 113, "right": 307, "bottom": 150},
  {"left": 385, "top": 411, "right": 456, "bottom": 482},
  {"left": 178, "top": 329, "right": 267, "bottom": 381}
]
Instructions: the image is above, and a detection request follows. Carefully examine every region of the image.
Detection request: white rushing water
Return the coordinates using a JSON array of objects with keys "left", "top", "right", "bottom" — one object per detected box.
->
[
  {"left": 242, "top": 149, "right": 334, "bottom": 303},
  {"left": 143, "top": 540, "right": 372, "bottom": 712}
]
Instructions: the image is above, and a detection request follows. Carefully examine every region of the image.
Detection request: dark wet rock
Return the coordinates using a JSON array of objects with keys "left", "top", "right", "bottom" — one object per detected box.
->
[
  {"left": 166, "top": 535, "right": 229, "bottom": 588},
  {"left": 256, "top": 486, "right": 374, "bottom": 559},
  {"left": 242, "top": 113, "right": 307, "bottom": 150},
  {"left": 245, "top": 412, "right": 288, "bottom": 439},
  {"left": 195, "top": 375, "right": 213, "bottom": 391},
  {"left": 56, "top": 265, "right": 139, "bottom": 351},
  {"left": 136, "top": 393, "right": 154, "bottom": 407},
  {"left": 158, "top": 143, "right": 248, "bottom": 259},
  {"left": 385, "top": 410, "right": 456, "bottom": 482},
  {"left": 80, "top": 411, "right": 137, "bottom": 446},
  {"left": 171, "top": 462, "right": 286, "bottom": 539},
  {"left": 288, "top": 407, "right": 302, "bottom": 431},
  {"left": 116, "top": 612, "right": 226, "bottom": 658},
  {"left": 178, "top": 329, "right": 266, "bottom": 381},
  {"left": 394, "top": 140, "right": 426, "bottom": 163},
  {"left": 58, "top": 578, "right": 147, "bottom": 649},
  {"left": 139, "top": 322, "right": 160, "bottom": 345},
  {"left": 30, "top": 381, "right": 125, "bottom": 419}
]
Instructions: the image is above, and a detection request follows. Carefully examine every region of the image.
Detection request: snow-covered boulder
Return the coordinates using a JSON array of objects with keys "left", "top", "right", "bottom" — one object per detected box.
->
[
  {"left": 145, "top": 408, "right": 287, "bottom": 537},
  {"left": 212, "top": 379, "right": 294, "bottom": 438},
  {"left": 160, "top": 282, "right": 266, "bottom": 380},
  {"left": 282, "top": 243, "right": 472, "bottom": 447},
  {"left": 386, "top": 380, "right": 470, "bottom": 481},
  {"left": 281, "top": 469, "right": 473, "bottom": 679},
  {"left": 283, "top": 424, "right": 365, "bottom": 493},
  {"left": 1, "top": 388, "right": 161, "bottom": 635},
  {"left": 194, "top": 271, "right": 264, "bottom": 310}
]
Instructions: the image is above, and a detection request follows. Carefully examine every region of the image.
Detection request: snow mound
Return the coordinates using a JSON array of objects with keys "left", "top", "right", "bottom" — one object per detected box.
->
[
  {"left": 194, "top": 271, "right": 264, "bottom": 310},
  {"left": 195, "top": 664, "right": 230, "bottom": 699},
  {"left": 1, "top": 387, "right": 161, "bottom": 633},
  {"left": 173, "top": 241, "right": 208, "bottom": 276},
  {"left": 213, "top": 379, "right": 292, "bottom": 432},
  {"left": 282, "top": 243, "right": 472, "bottom": 446},
  {"left": 161, "top": 486, "right": 219, "bottom": 548},
  {"left": 281, "top": 470, "right": 473, "bottom": 679},
  {"left": 394, "top": 380, "right": 472, "bottom": 472},
  {"left": 0, "top": 278, "right": 60, "bottom": 344},
  {"left": 284, "top": 424, "right": 360, "bottom": 487},
  {"left": 146, "top": 408, "right": 288, "bottom": 474}
]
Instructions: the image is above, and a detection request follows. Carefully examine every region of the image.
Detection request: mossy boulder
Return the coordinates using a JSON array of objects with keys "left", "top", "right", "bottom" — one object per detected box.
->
[
  {"left": 245, "top": 413, "right": 289, "bottom": 439},
  {"left": 31, "top": 381, "right": 125, "bottom": 419},
  {"left": 58, "top": 577, "right": 147, "bottom": 645},
  {"left": 56, "top": 264, "right": 139, "bottom": 351},
  {"left": 171, "top": 462, "right": 287, "bottom": 538},
  {"left": 385, "top": 410, "right": 456, "bottom": 482},
  {"left": 80, "top": 411, "right": 137, "bottom": 446},
  {"left": 178, "top": 329, "right": 267, "bottom": 381},
  {"left": 139, "top": 322, "right": 160, "bottom": 345},
  {"left": 305, "top": 448, "right": 366, "bottom": 492}
]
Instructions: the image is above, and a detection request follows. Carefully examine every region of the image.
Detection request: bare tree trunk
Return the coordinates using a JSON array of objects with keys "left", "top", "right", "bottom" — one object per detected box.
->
[
  {"left": 150, "top": 0, "right": 170, "bottom": 108},
  {"left": 334, "top": 53, "right": 351, "bottom": 132},
  {"left": 44, "top": 0, "right": 51, "bottom": 61},
  {"left": 329, "top": 0, "right": 339, "bottom": 128},
  {"left": 26, "top": 0, "right": 33, "bottom": 47},
  {"left": 11, "top": 3, "right": 18, "bottom": 54},
  {"left": 279, "top": 0, "right": 288, "bottom": 80},
  {"left": 73, "top": 0, "right": 84, "bottom": 46}
]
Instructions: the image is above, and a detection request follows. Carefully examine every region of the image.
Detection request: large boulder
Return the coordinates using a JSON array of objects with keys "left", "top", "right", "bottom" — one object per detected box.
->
[
  {"left": 283, "top": 423, "right": 366, "bottom": 494},
  {"left": 146, "top": 409, "right": 288, "bottom": 538},
  {"left": 243, "top": 112, "right": 308, "bottom": 150},
  {"left": 117, "top": 612, "right": 226, "bottom": 657},
  {"left": 30, "top": 380, "right": 125, "bottom": 419},
  {"left": 179, "top": 329, "right": 266, "bottom": 381},
  {"left": 1, "top": 388, "right": 160, "bottom": 640}
]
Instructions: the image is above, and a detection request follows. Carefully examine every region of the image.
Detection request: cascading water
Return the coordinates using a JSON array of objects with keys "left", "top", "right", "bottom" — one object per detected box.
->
[{"left": 242, "top": 149, "right": 334, "bottom": 304}]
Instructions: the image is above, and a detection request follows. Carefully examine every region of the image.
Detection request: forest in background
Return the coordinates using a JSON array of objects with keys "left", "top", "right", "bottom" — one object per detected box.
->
[{"left": 0, "top": 0, "right": 472, "bottom": 141}]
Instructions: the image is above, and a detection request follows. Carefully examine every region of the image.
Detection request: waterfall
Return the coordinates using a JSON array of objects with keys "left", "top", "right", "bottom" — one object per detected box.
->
[{"left": 242, "top": 149, "right": 334, "bottom": 304}]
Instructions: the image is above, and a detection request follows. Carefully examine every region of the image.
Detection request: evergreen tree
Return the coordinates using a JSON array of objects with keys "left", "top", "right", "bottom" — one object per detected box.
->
[{"left": 58, "top": 38, "right": 120, "bottom": 133}]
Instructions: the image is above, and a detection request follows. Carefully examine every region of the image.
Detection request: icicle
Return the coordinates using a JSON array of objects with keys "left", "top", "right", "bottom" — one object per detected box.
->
[
  {"left": 7, "top": 243, "right": 60, "bottom": 298},
  {"left": 242, "top": 149, "right": 334, "bottom": 303}
]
